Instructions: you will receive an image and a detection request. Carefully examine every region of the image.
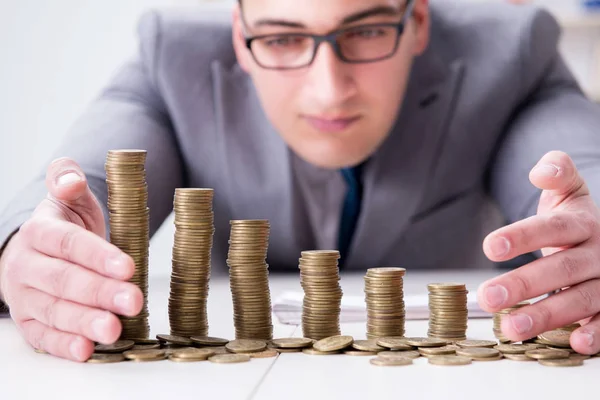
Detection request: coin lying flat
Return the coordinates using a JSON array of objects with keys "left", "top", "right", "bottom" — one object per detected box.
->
[
  {"left": 273, "top": 348, "right": 302, "bottom": 353},
  {"left": 404, "top": 337, "right": 447, "bottom": 347},
  {"left": 378, "top": 350, "right": 421, "bottom": 360},
  {"left": 168, "top": 355, "right": 205, "bottom": 363},
  {"left": 472, "top": 354, "right": 503, "bottom": 361},
  {"left": 370, "top": 356, "right": 412, "bottom": 366},
  {"left": 428, "top": 355, "right": 472, "bottom": 366},
  {"left": 352, "top": 340, "right": 385, "bottom": 352},
  {"left": 132, "top": 344, "right": 161, "bottom": 351},
  {"left": 525, "top": 349, "right": 570, "bottom": 360},
  {"left": 456, "top": 340, "right": 497, "bottom": 348},
  {"left": 156, "top": 335, "right": 193, "bottom": 346},
  {"left": 345, "top": 351, "right": 379, "bottom": 356},
  {"left": 302, "top": 348, "right": 341, "bottom": 355},
  {"left": 239, "top": 349, "right": 279, "bottom": 358},
  {"left": 34, "top": 348, "right": 47, "bottom": 354},
  {"left": 123, "top": 349, "right": 167, "bottom": 361},
  {"left": 503, "top": 353, "right": 535, "bottom": 362},
  {"left": 86, "top": 353, "right": 126, "bottom": 364},
  {"left": 95, "top": 340, "right": 135, "bottom": 353},
  {"left": 132, "top": 339, "right": 160, "bottom": 345},
  {"left": 270, "top": 338, "right": 314, "bottom": 349},
  {"left": 190, "top": 336, "right": 230, "bottom": 346},
  {"left": 419, "top": 345, "right": 458, "bottom": 356},
  {"left": 376, "top": 337, "right": 414, "bottom": 350},
  {"left": 170, "top": 348, "right": 216, "bottom": 360},
  {"left": 208, "top": 354, "right": 251, "bottom": 364},
  {"left": 537, "top": 330, "right": 571, "bottom": 348},
  {"left": 569, "top": 354, "right": 590, "bottom": 361},
  {"left": 313, "top": 335, "right": 354, "bottom": 352},
  {"left": 538, "top": 358, "right": 584, "bottom": 367},
  {"left": 226, "top": 339, "right": 267, "bottom": 353},
  {"left": 456, "top": 348, "right": 500, "bottom": 359},
  {"left": 494, "top": 343, "right": 542, "bottom": 354}
]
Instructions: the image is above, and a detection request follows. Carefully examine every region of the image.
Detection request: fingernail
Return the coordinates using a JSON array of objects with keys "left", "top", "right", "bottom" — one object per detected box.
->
[
  {"left": 484, "top": 284, "right": 508, "bottom": 308},
  {"left": 114, "top": 291, "right": 134, "bottom": 315},
  {"left": 91, "top": 314, "right": 111, "bottom": 341},
  {"left": 56, "top": 171, "right": 82, "bottom": 187},
  {"left": 578, "top": 330, "right": 594, "bottom": 348},
  {"left": 534, "top": 164, "right": 560, "bottom": 178},
  {"left": 509, "top": 313, "right": 533, "bottom": 334},
  {"left": 490, "top": 237, "right": 510, "bottom": 258},
  {"left": 70, "top": 337, "right": 85, "bottom": 361},
  {"left": 105, "top": 253, "right": 129, "bottom": 278}
]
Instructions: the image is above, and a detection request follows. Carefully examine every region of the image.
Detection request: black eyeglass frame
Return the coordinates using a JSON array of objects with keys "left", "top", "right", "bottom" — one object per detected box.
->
[{"left": 244, "top": 0, "right": 416, "bottom": 70}]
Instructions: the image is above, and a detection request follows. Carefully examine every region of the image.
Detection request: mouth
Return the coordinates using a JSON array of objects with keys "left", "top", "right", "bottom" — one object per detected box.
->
[{"left": 302, "top": 115, "right": 361, "bottom": 133}]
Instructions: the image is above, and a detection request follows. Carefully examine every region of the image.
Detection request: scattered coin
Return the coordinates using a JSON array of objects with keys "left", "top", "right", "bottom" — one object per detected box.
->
[
  {"left": 428, "top": 355, "right": 472, "bottom": 366},
  {"left": 302, "top": 348, "right": 341, "bottom": 355},
  {"left": 456, "top": 340, "right": 497, "bottom": 348},
  {"left": 503, "top": 353, "right": 535, "bottom": 362},
  {"left": 240, "top": 349, "right": 278, "bottom": 358},
  {"left": 95, "top": 340, "right": 135, "bottom": 353},
  {"left": 208, "top": 354, "right": 251, "bottom": 364},
  {"left": 313, "top": 335, "right": 354, "bottom": 352},
  {"left": 123, "top": 349, "right": 167, "bottom": 362},
  {"left": 404, "top": 337, "right": 447, "bottom": 347},
  {"left": 34, "top": 348, "right": 47, "bottom": 354},
  {"left": 494, "top": 343, "right": 542, "bottom": 354},
  {"left": 345, "top": 351, "right": 379, "bottom": 356},
  {"left": 455, "top": 348, "right": 500, "bottom": 359},
  {"left": 168, "top": 355, "right": 205, "bottom": 363},
  {"left": 376, "top": 337, "right": 414, "bottom": 350},
  {"left": 170, "top": 348, "right": 216, "bottom": 360},
  {"left": 370, "top": 356, "right": 412, "bottom": 366},
  {"left": 273, "top": 348, "right": 302, "bottom": 353},
  {"left": 419, "top": 345, "right": 458, "bottom": 356},
  {"left": 569, "top": 354, "right": 590, "bottom": 361},
  {"left": 270, "top": 338, "right": 314, "bottom": 349},
  {"left": 132, "top": 339, "right": 159, "bottom": 345},
  {"left": 538, "top": 358, "right": 584, "bottom": 367},
  {"left": 378, "top": 350, "right": 421, "bottom": 360},
  {"left": 156, "top": 335, "right": 193, "bottom": 346},
  {"left": 132, "top": 344, "right": 161, "bottom": 351},
  {"left": 537, "top": 330, "right": 571, "bottom": 348},
  {"left": 86, "top": 353, "right": 126, "bottom": 364},
  {"left": 190, "top": 336, "right": 230, "bottom": 346},
  {"left": 352, "top": 340, "right": 385, "bottom": 352},
  {"left": 525, "top": 349, "right": 570, "bottom": 360},
  {"left": 226, "top": 339, "right": 267, "bottom": 353}
]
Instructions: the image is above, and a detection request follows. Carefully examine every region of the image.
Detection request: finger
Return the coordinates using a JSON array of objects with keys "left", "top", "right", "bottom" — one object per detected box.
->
[
  {"left": 19, "top": 216, "right": 134, "bottom": 280},
  {"left": 499, "top": 278, "right": 600, "bottom": 343},
  {"left": 20, "top": 287, "right": 122, "bottom": 344},
  {"left": 572, "top": 314, "right": 600, "bottom": 355},
  {"left": 21, "top": 250, "right": 143, "bottom": 316},
  {"left": 478, "top": 246, "right": 597, "bottom": 312},
  {"left": 482, "top": 211, "right": 593, "bottom": 261},
  {"left": 529, "top": 151, "right": 589, "bottom": 201},
  {"left": 21, "top": 319, "right": 94, "bottom": 362},
  {"left": 43, "top": 157, "right": 106, "bottom": 236}
]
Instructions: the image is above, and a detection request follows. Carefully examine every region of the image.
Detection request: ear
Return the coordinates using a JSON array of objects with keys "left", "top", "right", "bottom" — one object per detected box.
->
[
  {"left": 411, "top": 0, "right": 430, "bottom": 56},
  {"left": 232, "top": 4, "right": 252, "bottom": 73}
]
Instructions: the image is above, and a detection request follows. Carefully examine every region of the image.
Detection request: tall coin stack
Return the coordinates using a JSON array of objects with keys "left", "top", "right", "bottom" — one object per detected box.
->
[
  {"left": 493, "top": 301, "right": 529, "bottom": 343},
  {"left": 299, "top": 250, "right": 343, "bottom": 340},
  {"left": 427, "top": 283, "right": 468, "bottom": 341},
  {"left": 364, "top": 267, "right": 406, "bottom": 339},
  {"left": 168, "top": 189, "right": 215, "bottom": 337},
  {"left": 227, "top": 220, "right": 273, "bottom": 340},
  {"left": 105, "top": 150, "right": 150, "bottom": 339}
]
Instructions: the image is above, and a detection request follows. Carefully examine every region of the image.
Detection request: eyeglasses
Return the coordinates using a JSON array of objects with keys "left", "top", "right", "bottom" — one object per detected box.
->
[{"left": 244, "top": 0, "right": 416, "bottom": 70}]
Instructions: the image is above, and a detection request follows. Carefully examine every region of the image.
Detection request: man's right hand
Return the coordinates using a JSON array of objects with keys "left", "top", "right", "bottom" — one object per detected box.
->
[{"left": 0, "top": 158, "right": 143, "bottom": 362}]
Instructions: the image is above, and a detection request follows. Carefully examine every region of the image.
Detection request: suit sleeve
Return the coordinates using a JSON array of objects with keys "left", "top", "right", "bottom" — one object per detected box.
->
[
  {"left": 489, "top": 9, "right": 600, "bottom": 224},
  {"left": 0, "top": 11, "right": 183, "bottom": 285}
]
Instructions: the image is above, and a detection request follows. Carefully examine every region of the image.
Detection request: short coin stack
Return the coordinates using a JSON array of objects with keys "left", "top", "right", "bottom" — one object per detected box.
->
[
  {"left": 493, "top": 301, "right": 530, "bottom": 343},
  {"left": 227, "top": 220, "right": 273, "bottom": 340},
  {"left": 168, "top": 188, "right": 215, "bottom": 337},
  {"left": 427, "top": 283, "right": 468, "bottom": 341},
  {"left": 105, "top": 150, "right": 150, "bottom": 339},
  {"left": 364, "top": 267, "right": 406, "bottom": 339},
  {"left": 299, "top": 250, "right": 343, "bottom": 340}
]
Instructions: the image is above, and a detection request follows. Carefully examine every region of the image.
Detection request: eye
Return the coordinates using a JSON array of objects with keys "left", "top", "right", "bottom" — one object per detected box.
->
[
  {"left": 344, "top": 27, "right": 386, "bottom": 40},
  {"left": 263, "top": 35, "right": 306, "bottom": 47}
]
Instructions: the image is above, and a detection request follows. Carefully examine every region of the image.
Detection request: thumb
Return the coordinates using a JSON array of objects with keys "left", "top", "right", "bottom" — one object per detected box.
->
[
  {"left": 529, "top": 151, "right": 589, "bottom": 210},
  {"left": 43, "top": 157, "right": 106, "bottom": 236}
]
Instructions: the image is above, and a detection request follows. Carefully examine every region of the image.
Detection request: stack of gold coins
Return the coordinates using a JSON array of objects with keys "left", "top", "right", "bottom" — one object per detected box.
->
[
  {"left": 493, "top": 301, "right": 530, "bottom": 343},
  {"left": 105, "top": 150, "right": 150, "bottom": 339},
  {"left": 299, "top": 250, "right": 343, "bottom": 340},
  {"left": 168, "top": 188, "right": 215, "bottom": 337},
  {"left": 427, "top": 283, "right": 468, "bottom": 341},
  {"left": 227, "top": 220, "right": 273, "bottom": 340},
  {"left": 364, "top": 267, "right": 406, "bottom": 339}
]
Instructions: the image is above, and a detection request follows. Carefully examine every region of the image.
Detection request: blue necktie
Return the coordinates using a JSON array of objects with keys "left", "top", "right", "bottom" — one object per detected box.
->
[{"left": 338, "top": 164, "right": 364, "bottom": 267}]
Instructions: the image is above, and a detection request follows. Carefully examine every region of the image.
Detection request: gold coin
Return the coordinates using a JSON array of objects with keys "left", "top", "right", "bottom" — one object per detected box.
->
[
  {"left": 95, "top": 340, "right": 135, "bottom": 353},
  {"left": 156, "top": 334, "right": 193, "bottom": 346},
  {"left": 537, "top": 329, "right": 571, "bottom": 348},
  {"left": 272, "top": 348, "right": 302, "bottom": 353},
  {"left": 302, "top": 348, "right": 342, "bottom": 355},
  {"left": 428, "top": 355, "right": 472, "bottom": 366},
  {"left": 170, "top": 348, "right": 216, "bottom": 360},
  {"left": 503, "top": 353, "right": 535, "bottom": 361},
  {"left": 208, "top": 354, "right": 251, "bottom": 364},
  {"left": 226, "top": 339, "right": 267, "bottom": 353},
  {"left": 86, "top": 353, "right": 125, "bottom": 364},
  {"left": 313, "top": 335, "right": 354, "bottom": 352},
  {"left": 189, "top": 336, "right": 229, "bottom": 346},
  {"left": 471, "top": 354, "right": 504, "bottom": 361},
  {"left": 34, "top": 348, "right": 47, "bottom": 354},
  {"left": 168, "top": 355, "right": 205, "bottom": 363},
  {"left": 132, "top": 344, "right": 161, "bottom": 351},
  {"left": 345, "top": 351, "right": 379, "bottom": 356},
  {"left": 494, "top": 343, "right": 542, "bottom": 354},
  {"left": 455, "top": 348, "right": 500, "bottom": 358},
  {"left": 378, "top": 350, "right": 421, "bottom": 359},
  {"left": 375, "top": 337, "right": 413, "bottom": 350},
  {"left": 456, "top": 340, "right": 497, "bottom": 348},
  {"left": 132, "top": 339, "right": 160, "bottom": 345},
  {"left": 370, "top": 356, "right": 412, "bottom": 366},
  {"left": 123, "top": 349, "right": 167, "bottom": 361},
  {"left": 419, "top": 345, "right": 458, "bottom": 356},
  {"left": 352, "top": 340, "right": 385, "bottom": 352},
  {"left": 270, "top": 338, "right": 314, "bottom": 349},
  {"left": 404, "top": 337, "right": 447, "bottom": 347},
  {"left": 525, "top": 348, "right": 570, "bottom": 360},
  {"left": 569, "top": 354, "right": 590, "bottom": 361},
  {"left": 239, "top": 349, "right": 279, "bottom": 358},
  {"left": 538, "top": 358, "right": 584, "bottom": 367}
]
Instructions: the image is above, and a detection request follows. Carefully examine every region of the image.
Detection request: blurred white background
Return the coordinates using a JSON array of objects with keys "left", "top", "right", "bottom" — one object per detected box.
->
[{"left": 0, "top": 0, "right": 598, "bottom": 275}]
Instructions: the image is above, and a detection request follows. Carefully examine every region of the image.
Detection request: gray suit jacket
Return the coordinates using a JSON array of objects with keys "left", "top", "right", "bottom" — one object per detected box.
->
[{"left": 2, "top": 0, "right": 600, "bottom": 276}]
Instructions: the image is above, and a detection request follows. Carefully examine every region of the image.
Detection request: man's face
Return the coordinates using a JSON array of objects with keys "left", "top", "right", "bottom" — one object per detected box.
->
[{"left": 233, "top": 0, "right": 429, "bottom": 169}]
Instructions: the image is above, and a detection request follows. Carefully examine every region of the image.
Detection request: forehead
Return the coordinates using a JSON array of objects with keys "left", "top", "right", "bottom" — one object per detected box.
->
[{"left": 242, "top": 0, "right": 405, "bottom": 29}]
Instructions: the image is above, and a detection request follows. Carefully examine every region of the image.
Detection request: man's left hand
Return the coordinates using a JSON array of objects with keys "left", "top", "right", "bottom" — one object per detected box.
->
[{"left": 478, "top": 151, "right": 600, "bottom": 354}]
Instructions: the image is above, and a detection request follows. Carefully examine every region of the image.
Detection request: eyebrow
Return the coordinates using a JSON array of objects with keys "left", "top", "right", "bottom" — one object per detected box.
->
[{"left": 251, "top": 5, "right": 403, "bottom": 29}]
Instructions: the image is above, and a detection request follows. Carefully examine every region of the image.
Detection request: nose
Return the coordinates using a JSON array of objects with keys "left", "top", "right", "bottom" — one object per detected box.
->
[{"left": 305, "top": 41, "right": 357, "bottom": 108}]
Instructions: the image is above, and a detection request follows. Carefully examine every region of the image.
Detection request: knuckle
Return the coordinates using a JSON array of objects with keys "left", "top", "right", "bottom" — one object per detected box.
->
[
  {"left": 50, "top": 263, "right": 75, "bottom": 299},
  {"left": 58, "top": 229, "right": 77, "bottom": 261},
  {"left": 547, "top": 213, "right": 570, "bottom": 233},
  {"left": 535, "top": 303, "right": 553, "bottom": 330},
  {"left": 577, "top": 211, "right": 599, "bottom": 235},
  {"left": 574, "top": 286, "right": 598, "bottom": 315},
  {"left": 19, "top": 219, "right": 39, "bottom": 241},
  {"left": 558, "top": 253, "right": 580, "bottom": 282}
]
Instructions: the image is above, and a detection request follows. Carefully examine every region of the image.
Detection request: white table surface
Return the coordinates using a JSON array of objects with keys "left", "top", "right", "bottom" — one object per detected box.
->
[{"left": 1, "top": 269, "right": 598, "bottom": 400}]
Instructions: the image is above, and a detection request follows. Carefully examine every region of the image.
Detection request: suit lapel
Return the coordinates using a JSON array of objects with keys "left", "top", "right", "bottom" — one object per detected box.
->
[{"left": 346, "top": 52, "right": 466, "bottom": 270}]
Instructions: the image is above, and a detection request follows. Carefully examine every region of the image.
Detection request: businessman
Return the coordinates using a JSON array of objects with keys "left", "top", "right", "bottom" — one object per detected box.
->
[{"left": 2, "top": 0, "right": 600, "bottom": 362}]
